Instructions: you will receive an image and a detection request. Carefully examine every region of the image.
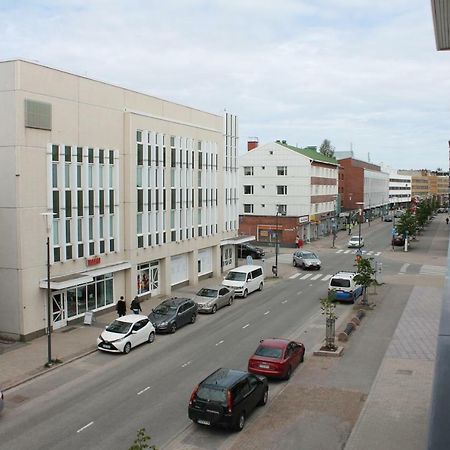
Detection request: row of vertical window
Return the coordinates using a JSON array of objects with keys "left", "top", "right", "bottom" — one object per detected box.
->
[
  {"left": 52, "top": 190, "right": 114, "bottom": 218},
  {"left": 52, "top": 145, "right": 114, "bottom": 165}
]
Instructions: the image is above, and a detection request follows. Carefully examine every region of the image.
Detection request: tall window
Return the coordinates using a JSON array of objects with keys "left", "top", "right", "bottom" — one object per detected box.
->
[
  {"left": 277, "top": 166, "right": 287, "bottom": 176},
  {"left": 244, "top": 166, "right": 254, "bottom": 176},
  {"left": 243, "top": 204, "right": 254, "bottom": 213},
  {"left": 277, "top": 185, "right": 288, "bottom": 195},
  {"left": 243, "top": 185, "right": 254, "bottom": 195}
]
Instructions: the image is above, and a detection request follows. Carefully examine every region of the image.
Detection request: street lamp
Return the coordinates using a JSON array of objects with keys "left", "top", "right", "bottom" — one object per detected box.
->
[
  {"left": 331, "top": 194, "right": 338, "bottom": 248},
  {"left": 274, "top": 205, "right": 285, "bottom": 277},
  {"left": 41, "top": 212, "right": 55, "bottom": 367},
  {"left": 355, "top": 202, "right": 364, "bottom": 250}
]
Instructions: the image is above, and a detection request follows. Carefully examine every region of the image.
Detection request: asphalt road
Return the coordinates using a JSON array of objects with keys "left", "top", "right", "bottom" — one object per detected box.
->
[{"left": 0, "top": 221, "right": 410, "bottom": 450}]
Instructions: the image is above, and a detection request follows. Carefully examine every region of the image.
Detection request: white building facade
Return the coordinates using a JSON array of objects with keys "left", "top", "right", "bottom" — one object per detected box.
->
[
  {"left": 0, "top": 60, "right": 239, "bottom": 340},
  {"left": 363, "top": 168, "right": 390, "bottom": 218}
]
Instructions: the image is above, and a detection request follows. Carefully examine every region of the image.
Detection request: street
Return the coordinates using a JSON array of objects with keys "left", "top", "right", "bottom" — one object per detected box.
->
[{"left": 0, "top": 218, "right": 443, "bottom": 450}]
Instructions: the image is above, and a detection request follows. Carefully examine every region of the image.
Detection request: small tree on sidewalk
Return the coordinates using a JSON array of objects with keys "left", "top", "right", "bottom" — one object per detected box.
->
[
  {"left": 320, "top": 291, "right": 338, "bottom": 350},
  {"left": 353, "top": 256, "right": 376, "bottom": 305},
  {"left": 129, "top": 429, "right": 157, "bottom": 450}
]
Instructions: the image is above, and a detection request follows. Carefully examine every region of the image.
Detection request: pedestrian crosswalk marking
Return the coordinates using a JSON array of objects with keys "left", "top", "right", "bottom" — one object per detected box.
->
[
  {"left": 336, "top": 249, "right": 382, "bottom": 257},
  {"left": 420, "top": 265, "right": 447, "bottom": 276},
  {"left": 300, "top": 273, "right": 312, "bottom": 280},
  {"left": 289, "top": 273, "right": 301, "bottom": 279},
  {"left": 321, "top": 274, "right": 332, "bottom": 281},
  {"left": 374, "top": 252, "right": 381, "bottom": 256},
  {"left": 344, "top": 250, "right": 351, "bottom": 254},
  {"left": 366, "top": 251, "right": 374, "bottom": 255},
  {"left": 336, "top": 249, "right": 344, "bottom": 253},
  {"left": 310, "top": 274, "right": 322, "bottom": 280}
]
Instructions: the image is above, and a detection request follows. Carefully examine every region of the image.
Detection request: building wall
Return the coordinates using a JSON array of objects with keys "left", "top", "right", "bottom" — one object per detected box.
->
[
  {"left": 0, "top": 60, "right": 238, "bottom": 339},
  {"left": 338, "top": 159, "right": 364, "bottom": 209}
]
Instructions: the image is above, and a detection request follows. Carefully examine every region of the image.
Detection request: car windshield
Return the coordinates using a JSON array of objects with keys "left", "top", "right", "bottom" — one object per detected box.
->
[
  {"left": 105, "top": 320, "right": 131, "bottom": 334},
  {"left": 197, "top": 288, "right": 218, "bottom": 298},
  {"left": 303, "top": 253, "right": 317, "bottom": 259},
  {"left": 197, "top": 386, "right": 227, "bottom": 403},
  {"left": 153, "top": 304, "right": 177, "bottom": 315},
  {"left": 225, "top": 272, "right": 246, "bottom": 281},
  {"left": 254, "top": 345, "right": 283, "bottom": 359},
  {"left": 331, "top": 278, "right": 351, "bottom": 288},
  {"left": 351, "top": 237, "right": 360, "bottom": 241}
]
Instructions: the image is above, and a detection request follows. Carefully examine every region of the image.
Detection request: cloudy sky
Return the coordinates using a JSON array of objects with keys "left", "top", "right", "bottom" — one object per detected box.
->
[{"left": 2, "top": 0, "right": 449, "bottom": 170}]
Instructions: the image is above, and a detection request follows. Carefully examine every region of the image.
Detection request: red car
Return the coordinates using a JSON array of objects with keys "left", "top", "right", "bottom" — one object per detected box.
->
[{"left": 248, "top": 338, "right": 305, "bottom": 380}]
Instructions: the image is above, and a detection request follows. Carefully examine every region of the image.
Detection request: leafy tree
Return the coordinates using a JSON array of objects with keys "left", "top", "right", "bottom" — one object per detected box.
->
[
  {"left": 129, "top": 429, "right": 157, "bottom": 450},
  {"left": 353, "top": 256, "right": 376, "bottom": 305},
  {"left": 319, "top": 139, "right": 335, "bottom": 158},
  {"left": 321, "top": 291, "right": 338, "bottom": 350},
  {"left": 395, "top": 209, "right": 417, "bottom": 240}
]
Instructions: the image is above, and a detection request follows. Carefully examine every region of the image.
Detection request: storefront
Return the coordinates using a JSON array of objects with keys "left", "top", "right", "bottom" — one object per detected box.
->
[{"left": 137, "top": 260, "right": 160, "bottom": 297}]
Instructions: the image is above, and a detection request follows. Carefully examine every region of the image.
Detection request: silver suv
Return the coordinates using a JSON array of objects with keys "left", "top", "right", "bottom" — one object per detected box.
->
[{"left": 293, "top": 250, "right": 321, "bottom": 270}]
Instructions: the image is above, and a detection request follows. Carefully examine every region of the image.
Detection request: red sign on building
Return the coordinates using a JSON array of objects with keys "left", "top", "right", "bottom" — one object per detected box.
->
[{"left": 86, "top": 256, "right": 101, "bottom": 267}]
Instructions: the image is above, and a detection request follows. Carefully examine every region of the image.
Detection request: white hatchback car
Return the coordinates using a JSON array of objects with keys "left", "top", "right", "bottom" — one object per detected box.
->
[
  {"left": 97, "top": 314, "right": 155, "bottom": 354},
  {"left": 348, "top": 235, "right": 364, "bottom": 248}
]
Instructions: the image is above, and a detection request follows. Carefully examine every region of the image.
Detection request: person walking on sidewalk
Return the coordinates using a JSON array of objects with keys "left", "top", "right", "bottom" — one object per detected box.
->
[
  {"left": 446, "top": 217, "right": 449, "bottom": 225},
  {"left": 116, "top": 296, "right": 126, "bottom": 317},
  {"left": 130, "top": 296, "right": 142, "bottom": 314}
]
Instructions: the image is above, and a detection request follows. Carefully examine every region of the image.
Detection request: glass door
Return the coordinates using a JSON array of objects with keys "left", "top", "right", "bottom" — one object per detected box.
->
[
  {"left": 150, "top": 263, "right": 160, "bottom": 295},
  {"left": 52, "top": 292, "right": 67, "bottom": 329}
]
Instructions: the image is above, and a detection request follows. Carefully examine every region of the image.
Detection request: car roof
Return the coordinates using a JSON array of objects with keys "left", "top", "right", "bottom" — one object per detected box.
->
[
  {"left": 202, "top": 368, "right": 248, "bottom": 388},
  {"left": 332, "top": 271, "right": 356, "bottom": 278},
  {"left": 231, "top": 265, "right": 262, "bottom": 272},
  {"left": 297, "top": 250, "right": 316, "bottom": 255},
  {"left": 258, "top": 338, "right": 290, "bottom": 349},
  {"left": 197, "top": 286, "right": 224, "bottom": 291},
  {"left": 161, "top": 297, "right": 191, "bottom": 306},
  {"left": 350, "top": 236, "right": 361, "bottom": 239},
  {"left": 115, "top": 314, "right": 148, "bottom": 324}
]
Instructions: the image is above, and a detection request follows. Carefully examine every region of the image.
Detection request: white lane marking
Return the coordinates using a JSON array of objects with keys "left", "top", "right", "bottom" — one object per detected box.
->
[
  {"left": 137, "top": 386, "right": 151, "bottom": 396},
  {"left": 344, "top": 250, "right": 351, "bottom": 254},
  {"left": 297, "top": 291, "right": 303, "bottom": 295},
  {"left": 336, "top": 249, "right": 344, "bottom": 253},
  {"left": 215, "top": 340, "right": 224, "bottom": 346},
  {"left": 181, "top": 361, "right": 192, "bottom": 368},
  {"left": 242, "top": 323, "right": 250, "bottom": 329},
  {"left": 374, "top": 251, "right": 381, "bottom": 256},
  {"left": 366, "top": 251, "right": 373, "bottom": 255},
  {"left": 264, "top": 310, "right": 270, "bottom": 315},
  {"left": 300, "top": 273, "right": 312, "bottom": 280},
  {"left": 309, "top": 284, "right": 313, "bottom": 287},
  {"left": 77, "top": 422, "right": 94, "bottom": 433},
  {"left": 400, "top": 263, "right": 410, "bottom": 273},
  {"left": 281, "top": 300, "right": 288, "bottom": 304},
  {"left": 289, "top": 273, "right": 300, "bottom": 279},
  {"left": 322, "top": 274, "right": 332, "bottom": 281},
  {"left": 310, "top": 274, "right": 322, "bottom": 280}
]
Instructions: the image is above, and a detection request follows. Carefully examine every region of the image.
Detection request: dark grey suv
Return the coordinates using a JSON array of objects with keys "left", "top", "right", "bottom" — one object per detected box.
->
[
  {"left": 188, "top": 368, "right": 268, "bottom": 431},
  {"left": 148, "top": 297, "right": 197, "bottom": 333}
]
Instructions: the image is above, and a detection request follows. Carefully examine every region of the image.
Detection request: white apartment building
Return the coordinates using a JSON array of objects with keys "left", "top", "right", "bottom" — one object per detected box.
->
[
  {"left": 363, "top": 169, "right": 390, "bottom": 218},
  {"left": 238, "top": 141, "right": 339, "bottom": 244},
  {"left": 0, "top": 60, "right": 239, "bottom": 340},
  {"left": 381, "top": 165, "right": 412, "bottom": 209}
]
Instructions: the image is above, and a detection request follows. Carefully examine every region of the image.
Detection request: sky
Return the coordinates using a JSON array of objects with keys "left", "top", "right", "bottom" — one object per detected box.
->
[{"left": 1, "top": 0, "right": 450, "bottom": 170}]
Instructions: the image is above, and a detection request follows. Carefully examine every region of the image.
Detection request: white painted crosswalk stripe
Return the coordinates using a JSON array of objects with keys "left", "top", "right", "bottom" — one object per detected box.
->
[
  {"left": 374, "top": 252, "right": 381, "bottom": 256},
  {"left": 344, "top": 250, "right": 351, "bottom": 254},
  {"left": 420, "top": 265, "right": 447, "bottom": 276},
  {"left": 310, "top": 274, "right": 322, "bottom": 280},
  {"left": 366, "top": 251, "right": 374, "bottom": 255},
  {"left": 336, "top": 249, "right": 344, "bottom": 253},
  {"left": 300, "top": 273, "right": 312, "bottom": 280},
  {"left": 289, "top": 273, "right": 301, "bottom": 279},
  {"left": 321, "top": 274, "right": 332, "bottom": 281}
]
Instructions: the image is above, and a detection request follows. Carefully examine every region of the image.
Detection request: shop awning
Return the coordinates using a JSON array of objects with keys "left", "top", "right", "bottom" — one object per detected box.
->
[
  {"left": 82, "top": 261, "right": 131, "bottom": 277},
  {"left": 220, "top": 235, "right": 256, "bottom": 246},
  {"left": 39, "top": 273, "right": 94, "bottom": 290}
]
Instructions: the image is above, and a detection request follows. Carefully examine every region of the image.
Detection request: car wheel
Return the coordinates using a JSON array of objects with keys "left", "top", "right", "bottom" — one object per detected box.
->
[
  {"left": 293, "top": 260, "right": 297, "bottom": 267},
  {"left": 317, "top": 266, "right": 321, "bottom": 271},
  {"left": 235, "top": 411, "right": 246, "bottom": 431},
  {"left": 211, "top": 305, "right": 217, "bottom": 314},
  {"left": 258, "top": 282, "right": 263, "bottom": 292},
  {"left": 300, "top": 353, "right": 304, "bottom": 363},
  {"left": 170, "top": 323, "right": 177, "bottom": 333},
  {"left": 285, "top": 366, "right": 292, "bottom": 380},
  {"left": 228, "top": 296, "right": 234, "bottom": 306},
  {"left": 243, "top": 289, "right": 248, "bottom": 298},
  {"left": 351, "top": 294, "right": 355, "bottom": 304},
  {"left": 190, "top": 313, "right": 197, "bottom": 324},
  {"left": 123, "top": 342, "right": 131, "bottom": 354},
  {"left": 148, "top": 331, "right": 155, "bottom": 344},
  {"left": 258, "top": 388, "right": 268, "bottom": 406},
  {"left": 301, "top": 263, "right": 306, "bottom": 270}
]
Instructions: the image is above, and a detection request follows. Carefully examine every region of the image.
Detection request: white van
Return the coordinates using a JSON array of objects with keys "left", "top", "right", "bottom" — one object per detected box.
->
[
  {"left": 222, "top": 265, "right": 264, "bottom": 298},
  {"left": 328, "top": 271, "right": 363, "bottom": 303}
]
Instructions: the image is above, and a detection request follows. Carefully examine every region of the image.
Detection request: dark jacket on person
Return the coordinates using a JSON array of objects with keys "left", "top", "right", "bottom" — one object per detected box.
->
[
  {"left": 116, "top": 299, "right": 126, "bottom": 316},
  {"left": 130, "top": 298, "right": 142, "bottom": 312}
]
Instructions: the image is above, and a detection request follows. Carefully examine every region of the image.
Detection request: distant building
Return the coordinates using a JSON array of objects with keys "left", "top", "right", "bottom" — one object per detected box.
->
[
  {"left": 380, "top": 165, "right": 412, "bottom": 209},
  {"left": 398, "top": 169, "right": 449, "bottom": 204},
  {"left": 238, "top": 141, "right": 339, "bottom": 245},
  {"left": 0, "top": 59, "right": 241, "bottom": 340}
]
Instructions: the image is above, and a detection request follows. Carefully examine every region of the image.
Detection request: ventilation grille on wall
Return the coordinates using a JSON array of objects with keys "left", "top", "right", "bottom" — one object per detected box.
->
[{"left": 24, "top": 99, "right": 52, "bottom": 130}]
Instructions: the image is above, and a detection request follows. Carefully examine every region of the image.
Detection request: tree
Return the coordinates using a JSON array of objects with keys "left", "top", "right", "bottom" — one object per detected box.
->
[
  {"left": 395, "top": 209, "right": 417, "bottom": 240},
  {"left": 353, "top": 256, "right": 376, "bottom": 305},
  {"left": 319, "top": 139, "right": 335, "bottom": 158},
  {"left": 129, "top": 429, "right": 157, "bottom": 450},
  {"left": 321, "top": 291, "right": 338, "bottom": 350}
]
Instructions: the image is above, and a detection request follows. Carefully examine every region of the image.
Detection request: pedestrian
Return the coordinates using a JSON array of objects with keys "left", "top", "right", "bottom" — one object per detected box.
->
[
  {"left": 446, "top": 217, "right": 449, "bottom": 225},
  {"left": 116, "top": 296, "right": 126, "bottom": 317},
  {"left": 348, "top": 224, "right": 352, "bottom": 235},
  {"left": 392, "top": 237, "right": 395, "bottom": 251},
  {"left": 130, "top": 296, "right": 142, "bottom": 315}
]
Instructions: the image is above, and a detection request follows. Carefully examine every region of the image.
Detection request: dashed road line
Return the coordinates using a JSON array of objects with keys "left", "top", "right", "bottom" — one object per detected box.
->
[
  {"left": 77, "top": 422, "right": 94, "bottom": 433},
  {"left": 264, "top": 310, "right": 270, "bottom": 315},
  {"left": 242, "top": 323, "right": 250, "bottom": 329},
  {"left": 181, "top": 361, "right": 192, "bottom": 368},
  {"left": 137, "top": 386, "right": 151, "bottom": 396},
  {"left": 281, "top": 300, "right": 288, "bottom": 304},
  {"left": 215, "top": 340, "right": 224, "bottom": 346},
  {"left": 297, "top": 290, "right": 303, "bottom": 295}
]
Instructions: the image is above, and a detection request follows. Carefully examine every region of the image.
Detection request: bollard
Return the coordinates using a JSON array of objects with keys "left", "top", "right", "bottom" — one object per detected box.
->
[{"left": 338, "top": 322, "right": 356, "bottom": 342}]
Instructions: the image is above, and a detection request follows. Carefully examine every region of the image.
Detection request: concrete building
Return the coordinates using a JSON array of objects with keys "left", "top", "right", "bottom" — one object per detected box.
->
[
  {"left": 0, "top": 60, "right": 240, "bottom": 340},
  {"left": 238, "top": 141, "right": 339, "bottom": 245},
  {"left": 380, "top": 165, "right": 412, "bottom": 209},
  {"left": 398, "top": 169, "right": 449, "bottom": 204},
  {"left": 337, "top": 157, "right": 389, "bottom": 222}
]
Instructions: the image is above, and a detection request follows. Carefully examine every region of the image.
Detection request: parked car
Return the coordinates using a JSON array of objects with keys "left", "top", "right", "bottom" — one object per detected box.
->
[
  {"left": 97, "top": 315, "right": 155, "bottom": 354},
  {"left": 222, "top": 265, "right": 264, "bottom": 298},
  {"left": 383, "top": 215, "right": 393, "bottom": 222},
  {"left": 237, "top": 243, "right": 265, "bottom": 259},
  {"left": 148, "top": 297, "right": 197, "bottom": 333},
  {"left": 293, "top": 250, "right": 321, "bottom": 270},
  {"left": 348, "top": 235, "right": 364, "bottom": 248},
  {"left": 437, "top": 207, "right": 448, "bottom": 213},
  {"left": 194, "top": 286, "right": 234, "bottom": 314},
  {"left": 328, "top": 271, "right": 363, "bottom": 303},
  {"left": 392, "top": 234, "right": 405, "bottom": 246},
  {"left": 188, "top": 368, "right": 268, "bottom": 431},
  {"left": 248, "top": 338, "right": 305, "bottom": 380},
  {"left": 394, "top": 209, "right": 405, "bottom": 218}
]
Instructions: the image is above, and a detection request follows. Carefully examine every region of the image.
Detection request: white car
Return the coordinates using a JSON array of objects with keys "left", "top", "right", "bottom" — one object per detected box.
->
[
  {"left": 348, "top": 235, "right": 364, "bottom": 248},
  {"left": 97, "top": 314, "right": 155, "bottom": 354}
]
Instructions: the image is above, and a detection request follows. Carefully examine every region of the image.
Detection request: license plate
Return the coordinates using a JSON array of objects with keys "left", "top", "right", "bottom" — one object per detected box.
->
[
  {"left": 198, "top": 419, "right": 210, "bottom": 426},
  {"left": 259, "top": 364, "right": 270, "bottom": 369},
  {"left": 103, "top": 344, "right": 112, "bottom": 349}
]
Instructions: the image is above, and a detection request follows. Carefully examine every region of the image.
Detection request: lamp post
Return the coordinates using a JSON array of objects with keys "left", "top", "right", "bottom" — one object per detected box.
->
[
  {"left": 274, "top": 206, "right": 280, "bottom": 277},
  {"left": 41, "top": 212, "right": 55, "bottom": 367},
  {"left": 331, "top": 194, "right": 338, "bottom": 248},
  {"left": 355, "top": 202, "right": 364, "bottom": 249}
]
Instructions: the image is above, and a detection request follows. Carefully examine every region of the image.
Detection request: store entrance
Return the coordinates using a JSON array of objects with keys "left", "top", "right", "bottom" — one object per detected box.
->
[{"left": 52, "top": 292, "right": 67, "bottom": 329}]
